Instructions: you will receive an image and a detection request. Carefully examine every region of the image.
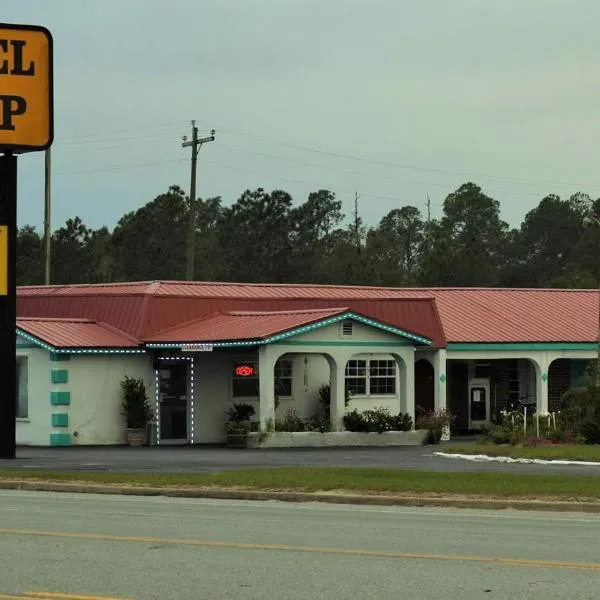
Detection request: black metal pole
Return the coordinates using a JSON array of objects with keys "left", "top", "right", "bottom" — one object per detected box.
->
[{"left": 0, "top": 151, "right": 17, "bottom": 459}]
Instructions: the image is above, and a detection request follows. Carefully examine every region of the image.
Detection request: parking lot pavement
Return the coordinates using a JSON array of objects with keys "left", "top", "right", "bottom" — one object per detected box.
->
[{"left": 1, "top": 443, "right": 599, "bottom": 476}]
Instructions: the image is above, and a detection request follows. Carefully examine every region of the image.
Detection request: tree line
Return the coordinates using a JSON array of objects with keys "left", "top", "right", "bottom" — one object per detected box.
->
[{"left": 16, "top": 182, "right": 600, "bottom": 288}]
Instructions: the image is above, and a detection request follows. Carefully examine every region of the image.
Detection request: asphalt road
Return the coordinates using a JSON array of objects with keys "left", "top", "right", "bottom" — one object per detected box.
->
[
  {"left": 1, "top": 491, "right": 600, "bottom": 599},
  {"left": 2, "top": 443, "right": 600, "bottom": 476}
]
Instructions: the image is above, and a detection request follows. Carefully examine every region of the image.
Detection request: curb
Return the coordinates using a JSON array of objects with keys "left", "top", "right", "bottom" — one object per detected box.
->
[{"left": 0, "top": 480, "right": 599, "bottom": 513}]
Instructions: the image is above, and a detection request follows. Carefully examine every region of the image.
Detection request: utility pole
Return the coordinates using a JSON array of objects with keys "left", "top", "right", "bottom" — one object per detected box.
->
[
  {"left": 354, "top": 191, "right": 361, "bottom": 254},
  {"left": 182, "top": 121, "right": 215, "bottom": 281},
  {"left": 43, "top": 147, "right": 51, "bottom": 285}
]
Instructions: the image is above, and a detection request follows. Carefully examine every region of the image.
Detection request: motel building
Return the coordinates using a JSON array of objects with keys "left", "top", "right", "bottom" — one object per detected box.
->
[{"left": 14, "top": 281, "right": 596, "bottom": 446}]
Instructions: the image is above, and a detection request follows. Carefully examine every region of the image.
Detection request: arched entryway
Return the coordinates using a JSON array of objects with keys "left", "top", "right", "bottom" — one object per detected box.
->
[{"left": 415, "top": 359, "right": 434, "bottom": 418}]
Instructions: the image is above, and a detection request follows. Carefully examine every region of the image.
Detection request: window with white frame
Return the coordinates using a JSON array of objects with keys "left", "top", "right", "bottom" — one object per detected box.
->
[
  {"left": 274, "top": 359, "right": 292, "bottom": 397},
  {"left": 16, "top": 356, "right": 28, "bottom": 419},
  {"left": 232, "top": 359, "right": 293, "bottom": 398},
  {"left": 345, "top": 358, "right": 396, "bottom": 396}
]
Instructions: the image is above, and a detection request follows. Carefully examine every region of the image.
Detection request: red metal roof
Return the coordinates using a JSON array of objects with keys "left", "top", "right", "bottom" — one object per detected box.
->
[
  {"left": 146, "top": 308, "right": 350, "bottom": 343},
  {"left": 17, "top": 283, "right": 445, "bottom": 346},
  {"left": 17, "top": 317, "right": 140, "bottom": 349},
  {"left": 384, "top": 288, "right": 598, "bottom": 343},
  {"left": 17, "top": 281, "right": 597, "bottom": 344}
]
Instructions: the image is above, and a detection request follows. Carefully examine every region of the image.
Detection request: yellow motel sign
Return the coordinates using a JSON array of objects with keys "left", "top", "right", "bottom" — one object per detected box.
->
[{"left": 0, "top": 23, "right": 53, "bottom": 152}]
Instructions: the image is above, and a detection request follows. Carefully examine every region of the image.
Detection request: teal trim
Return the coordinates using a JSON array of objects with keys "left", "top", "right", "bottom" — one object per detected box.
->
[
  {"left": 263, "top": 313, "right": 431, "bottom": 346},
  {"left": 447, "top": 342, "right": 597, "bottom": 352},
  {"left": 51, "top": 369, "right": 69, "bottom": 384},
  {"left": 16, "top": 329, "right": 146, "bottom": 355},
  {"left": 148, "top": 311, "right": 432, "bottom": 350},
  {"left": 50, "top": 433, "right": 71, "bottom": 447},
  {"left": 50, "top": 353, "right": 70, "bottom": 361},
  {"left": 16, "top": 342, "right": 38, "bottom": 349},
  {"left": 50, "top": 391, "right": 71, "bottom": 405},
  {"left": 273, "top": 340, "right": 410, "bottom": 347},
  {"left": 51, "top": 413, "right": 69, "bottom": 427}
]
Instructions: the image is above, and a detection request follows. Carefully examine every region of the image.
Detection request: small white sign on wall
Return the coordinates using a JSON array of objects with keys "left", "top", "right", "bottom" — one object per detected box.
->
[{"left": 180, "top": 343, "right": 213, "bottom": 352}]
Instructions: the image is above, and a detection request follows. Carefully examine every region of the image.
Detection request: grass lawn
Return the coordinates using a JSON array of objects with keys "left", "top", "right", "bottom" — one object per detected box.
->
[
  {"left": 0, "top": 467, "right": 599, "bottom": 500},
  {"left": 440, "top": 443, "right": 600, "bottom": 462}
]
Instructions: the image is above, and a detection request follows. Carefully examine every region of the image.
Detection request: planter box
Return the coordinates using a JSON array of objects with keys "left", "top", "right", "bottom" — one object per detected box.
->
[
  {"left": 226, "top": 433, "right": 250, "bottom": 448},
  {"left": 247, "top": 430, "right": 429, "bottom": 449}
]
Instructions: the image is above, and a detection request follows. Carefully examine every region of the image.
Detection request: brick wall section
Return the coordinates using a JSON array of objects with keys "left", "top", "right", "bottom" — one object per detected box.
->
[{"left": 549, "top": 359, "right": 571, "bottom": 412}]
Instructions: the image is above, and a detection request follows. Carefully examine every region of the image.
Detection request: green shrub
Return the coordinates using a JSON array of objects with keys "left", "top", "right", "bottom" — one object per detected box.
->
[
  {"left": 343, "top": 410, "right": 370, "bottom": 432},
  {"left": 275, "top": 408, "right": 306, "bottom": 432},
  {"left": 226, "top": 403, "right": 256, "bottom": 423},
  {"left": 580, "top": 420, "right": 600, "bottom": 444},
  {"left": 343, "top": 407, "right": 413, "bottom": 433}
]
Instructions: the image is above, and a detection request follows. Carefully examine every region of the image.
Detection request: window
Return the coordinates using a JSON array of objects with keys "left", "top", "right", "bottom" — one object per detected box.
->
[
  {"left": 232, "top": 359, "right": 293, "bottom": 398},
  {"left": 232, "top": 361, "right": 259, "bottom": 398},
  {"left": 345, "top": 358, "right": 396, "bottom": 396},
  {"left": 275, "top": 359, "right": 292, "bottom": 397},
  {"left": 345, "top": 360, "right": 367, "bottom": 395},
  {"left": 16, "top": 356, "right": 28, "bottom": 419},
  {"left": 369, "top": 360, "right": 397, "bottom": 395}
]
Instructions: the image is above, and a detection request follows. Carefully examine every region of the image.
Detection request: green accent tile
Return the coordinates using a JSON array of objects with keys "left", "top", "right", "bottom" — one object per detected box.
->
[
  {"left": 50, "top": 391, "right": 71, "bottom": 405},
  {"left": 50, "top": 353, "right": 70, "bottom": 361},
  {"left": 50, "top": 433, "right": 71, "bottom": 447},
  {"left": 51, "top": 413, "right": 69, "bottom": 427},
  {"left": 51, "top": 369, "right": 69, "bottom": 384}
]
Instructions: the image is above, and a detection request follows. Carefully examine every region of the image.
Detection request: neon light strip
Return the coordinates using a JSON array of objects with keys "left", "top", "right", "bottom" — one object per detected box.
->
[{"left": 16, "top": 330, "right": 146, "bottom": 354}]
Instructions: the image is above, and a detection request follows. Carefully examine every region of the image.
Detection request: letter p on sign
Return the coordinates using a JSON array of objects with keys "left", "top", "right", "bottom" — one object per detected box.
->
[{"left": 0, "top": 23, "right": 53, "bottom": 152}]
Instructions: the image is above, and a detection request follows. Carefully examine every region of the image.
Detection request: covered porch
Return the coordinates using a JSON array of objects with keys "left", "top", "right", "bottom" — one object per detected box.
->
[
  {"left": 443, "top": 344, "right": 596, "bottom": 432},
  {"left": 145, "top": 307, "right": 434, "bottom": 444}
]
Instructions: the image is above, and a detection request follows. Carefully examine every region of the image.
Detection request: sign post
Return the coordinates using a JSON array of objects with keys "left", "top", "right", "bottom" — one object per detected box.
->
[{"left": 0, "top": 23, "right": 53, "bottom": 458}]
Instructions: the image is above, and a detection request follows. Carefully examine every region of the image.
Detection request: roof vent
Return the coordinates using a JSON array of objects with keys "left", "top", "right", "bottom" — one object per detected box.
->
[{"left": 341, "top": 319, "right": 353, "bottom": 337}]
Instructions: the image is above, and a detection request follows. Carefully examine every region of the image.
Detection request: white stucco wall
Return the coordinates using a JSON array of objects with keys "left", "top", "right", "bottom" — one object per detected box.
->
[
  {"left": 189, "top": 319, "right": 416, "bottom": 443},
  {"left": 68, "top": 354, "right": 154, "bottom": 445},
  {"left": 16, "top": 339, "right": 52, "bottom": 446}
]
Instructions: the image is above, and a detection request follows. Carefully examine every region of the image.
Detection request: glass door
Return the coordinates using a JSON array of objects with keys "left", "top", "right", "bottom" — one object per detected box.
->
[
  {"left": 158, "top": 362, "right": 189, "bottom": 443},
  {"left": 468, "top": 378, "right": 490, "bottom": 430}
]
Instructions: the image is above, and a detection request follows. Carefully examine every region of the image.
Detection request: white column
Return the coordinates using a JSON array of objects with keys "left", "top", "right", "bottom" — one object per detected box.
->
[
  {"left": 399, "top": 350, "right": 415, "bottom": 428},
  {"left": 535, "top": 356, "right": 550, "bottom": 415},
  {"left": 329, "top": 358, "right": 347, "bottom": 432},
  {"left": 258, "top": 345, "right": 277, "bottom": 431},
  {"left": 433, "top": 349, "right": 449, "bottom": 440},
  {"left": 433, "top": 349, "right": 447, "bottom": 411}
]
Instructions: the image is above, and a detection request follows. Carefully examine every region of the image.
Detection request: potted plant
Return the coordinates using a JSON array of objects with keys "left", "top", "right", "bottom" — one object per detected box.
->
[
  {"left": 225, "top": 403, "right": 256, "bottom": 448},
  {"left": 121, "top": 375, "right": 154, "bottom": 446}
]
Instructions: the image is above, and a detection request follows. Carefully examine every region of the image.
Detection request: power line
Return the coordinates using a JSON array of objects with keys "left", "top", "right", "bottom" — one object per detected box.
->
[
  {"left": 192, "top": 119, "right": 597, "bottom": 189},
  {"left": 54, "top": 158, "right": 187, "bottom": 176}
]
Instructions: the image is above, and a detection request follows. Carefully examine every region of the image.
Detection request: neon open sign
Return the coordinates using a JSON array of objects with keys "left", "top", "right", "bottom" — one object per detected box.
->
[{"left": 235, "top": 365, "right": 255, "bottom": 377}]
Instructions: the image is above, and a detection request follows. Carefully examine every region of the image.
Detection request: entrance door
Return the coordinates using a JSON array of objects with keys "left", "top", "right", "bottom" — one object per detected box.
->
[
  {"left": 468, "top": 378, "right": 490, "bottom": 430},
  {"left": 158, "top": 362, "right": 189, "bottom": 443}
]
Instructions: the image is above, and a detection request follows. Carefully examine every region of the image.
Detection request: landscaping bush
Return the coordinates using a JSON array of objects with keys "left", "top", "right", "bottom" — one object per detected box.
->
[
  {"left": 343, "top": 407, "right": 413, "bottom": 433},
  {"left": 580, "top": 419, "right": 600, "bottom": 444},
  {"left": 226, "top": 403, "right": 256, "bottom": 423},
  {"left": 343, "top": 409, "right": 371, "bottom": 432},
  {"left": 416, "top": 408, "right": 455, "bottom": 444},
  {"left": 275, "top": 408, "right": 306, "bottom": 432}
]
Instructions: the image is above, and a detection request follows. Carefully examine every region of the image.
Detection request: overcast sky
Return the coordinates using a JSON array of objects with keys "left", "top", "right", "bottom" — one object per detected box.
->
[{"left": 5, "top": 0, "right": 600, "bottom": 231}]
